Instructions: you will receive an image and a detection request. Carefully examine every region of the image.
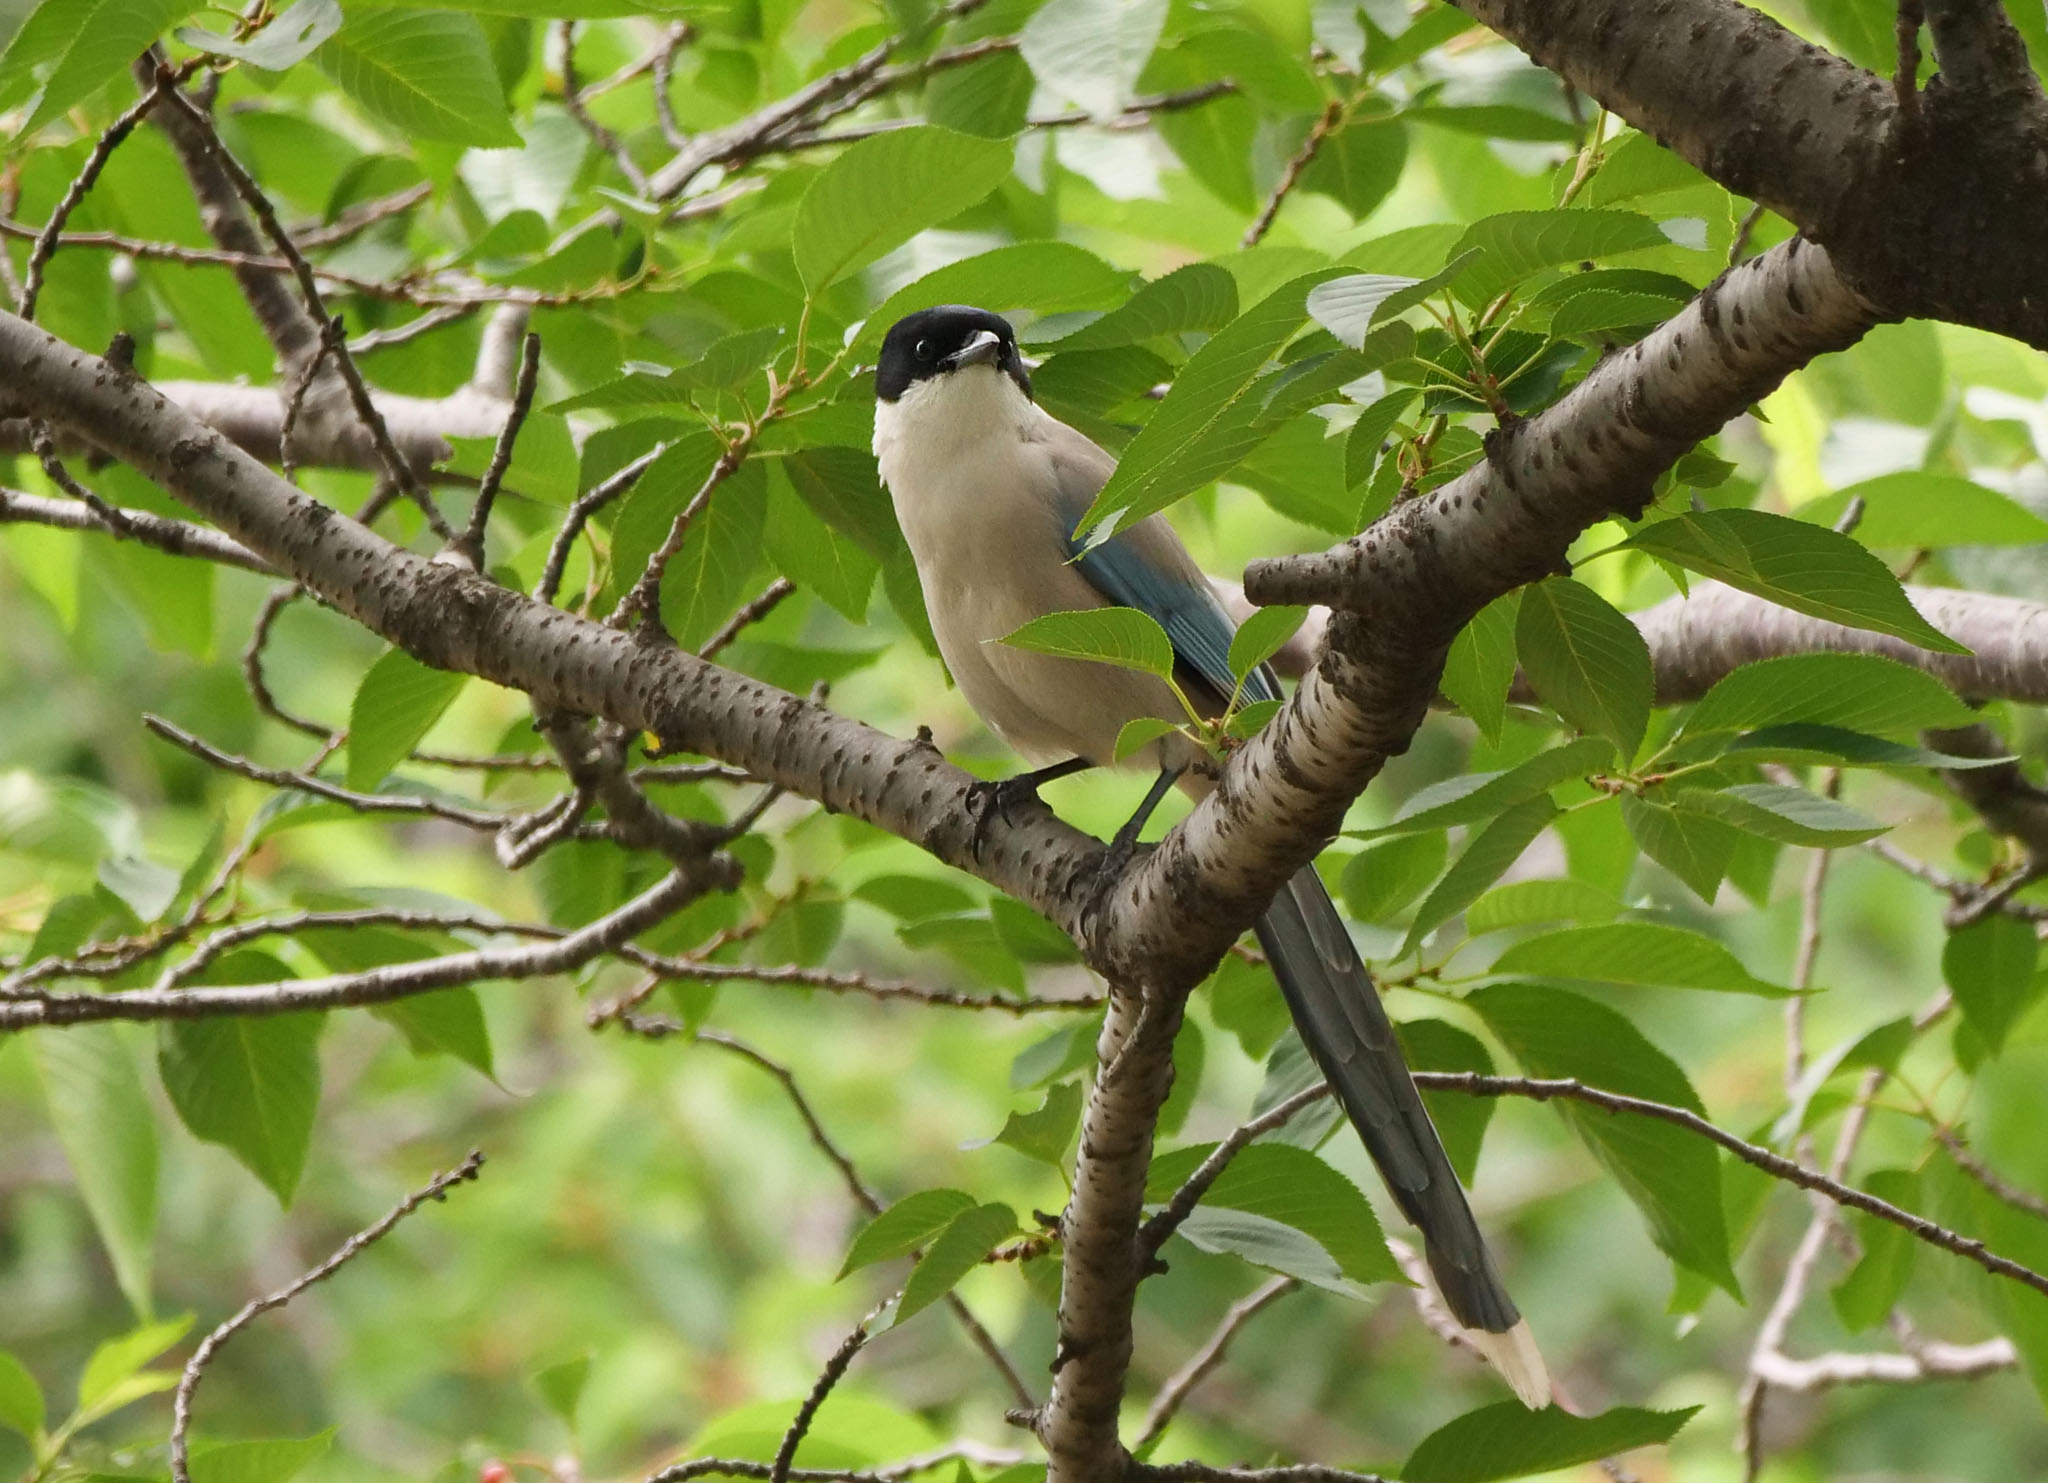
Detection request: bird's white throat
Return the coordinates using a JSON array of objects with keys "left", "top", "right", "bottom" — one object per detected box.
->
[{"left": 873, "top": 364, "right": 1036, "bottom": 498}]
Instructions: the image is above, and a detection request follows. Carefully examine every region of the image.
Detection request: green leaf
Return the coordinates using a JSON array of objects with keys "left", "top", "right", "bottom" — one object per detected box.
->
[
  {"left": 987, "top": 1082, "right": 1083, "bottom": 1168},
  {"left": 1169, "top": 1207, "right": 1353, "bottom": 1291},
  {"left": 189, "top": 1432, "right": 334, "bottom": 1483},
  {"left": 1492, "top": 922, "right": 1793, "bottom": 996},
  {"left": 1464, "top": 879, "right": 1622, "bottom": 934},
  {"left": 315, "top": 9, "right": 519, "bottom": 147},
  {"left": 1831, "top": 1168, "right": 1920, "bottom": 1333},
  {"left": 1339, "top": 832, "right": 1447, "bottom": 924},
  {"left": 1077, "top": 269, "right": 1344, "bottom": 536},
  {"left": 178, "top": 0, "right": 340, "bottom": 69},
  {"left": 370, "top": 988, "right": 494, "bottom": 1077},
  {"left": 1515, "top": 576, "right": 1653, "bottom": 759},
  {"left": 1943, "top": 914, "right": 2041, "bottom": 1056},
  {"left": 159, "top": 1008, "right": 324, "bottom": 1206},
  {"left": 1305, "top": 251, "right": 1477, "bottom": 349},
  {"left": 781, "top": 446, "right": 900, "bottom": 559},
  {"left": 1370, "top": 737, "right": 1614, "bottom": 836},
  {"left": 1547, "top": 289, "right": 1682, "bottom": 338},
  {"left": 1146, "top": 1142, "right": 1398, "bottom": 1285},
  {"left": 34, "top": 1027, "right": 159, "bottom": 1318},
  {"left": 1206, "top": 952, "right": 1293, "bottom": 1060},
  {"left": 765, "top": 464, "right": 877, "bottom": 622},
  {"left": 1440, "top": 591, "right": 1519, "bottom": 743},
  {"left": 1667, "top": 782, "right": 1888, "bottom": 847},
  {"left": 1798, "top": 472, "right": 2048, "bottom": 548},
  {"left": 894, "top": 1202, "right": 1017, "bottom": 1325},
  {"left": 0, "top": 0, "right": 201, "bottom": 137},
  {"left": 98, "top": 854, "right": 180, "bottom": 924},
  {"left": 1404, "top": 1400, "right": 1698, "bottom": 1483},
  {"left": 1227, "top": 605, "right": 1307, "bottom": 682},
  {"left": 1113, "top": 716, "right": 1182, "bottom": 762},
  {"left": 1683, "top": 653, "right": 1977, "bottom": 735},
  {"left": 1468, "top": 982, "right": 1738, "bottom": 1295},
  {"left": 793, "top": 127, "right": 1013, "bottom": 292},
  {"left": 78, "top": 1314, "right": 192, "bottom": 1413},
  {"left": 998, "top": 607, "right": 1176, "bottom": 682},
  {"left": 531, "top": 1355, "right": 590, "bottom": 1430},
  {"left": 655, "top": 462, "right": 768, "bottom": 649},
  {"left": 1450, "top": 209, "right": 1670, "bottom": 307},
  {"left": 1050, "top": 262, "right": 1238, "bottom": 351},
  {"left": 839, "top": 1189, "right": 976, "bottom": 1278},
  {"left": 1400, "top": 795, "right": 1558, "bottom": 955},
  {"left": 1723, "top": 722, "right": 2017, "bottom": 771},
  {"left": 1621, "top": 795, "right": 1740, "bottom": 902},
  {"left": 1018, "top": 0, "right": 1166, "bottom": 118},
  {"left": 347, "top": 647, "right": 468, "bottom": 791},
  {"left": 1623, "top": 509, "right": 1968, "bottom": 654},
  {"left": 857, "top": 243, "right": 1129, "bottom": 351},
  {"left": 1300, "top": 119, "right": 1410, "bottom": 218},
  {"left": 0, "top": 1351, "right": 44, "bottom": 1441}
]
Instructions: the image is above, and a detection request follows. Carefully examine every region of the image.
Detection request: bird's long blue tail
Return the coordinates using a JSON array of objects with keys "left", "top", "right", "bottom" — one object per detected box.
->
[{"left": 1254, "top": 866, "right": 1549, "bottom": 1405}]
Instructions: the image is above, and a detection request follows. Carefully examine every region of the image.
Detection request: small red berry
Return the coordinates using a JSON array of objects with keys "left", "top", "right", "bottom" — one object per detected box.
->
[{"left": 479, "top": 1462, "right": 512, "bottom": 1483}]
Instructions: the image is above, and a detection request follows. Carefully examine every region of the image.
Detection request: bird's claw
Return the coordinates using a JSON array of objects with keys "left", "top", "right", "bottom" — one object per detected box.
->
[{"left": 965, "top": 774, "right": 1042, "bottom": 859}]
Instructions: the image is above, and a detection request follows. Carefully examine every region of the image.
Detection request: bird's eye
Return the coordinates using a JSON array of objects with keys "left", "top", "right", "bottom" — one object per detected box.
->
[{"left": 914, "top": 339, "right": 933, "bottom": 361}]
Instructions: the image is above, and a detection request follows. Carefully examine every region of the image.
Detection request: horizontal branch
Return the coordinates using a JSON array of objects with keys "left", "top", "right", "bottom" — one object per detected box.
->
[
  {"left": 0, "top": 867, "right": 728, "bottom": 1028},
  {"left": 1414, "top": 1071, "right": 2048, "bottom": 1302},
  {"left": 1751, "top": 1335, "right": 2016, "bottom": 1390},
  {"left": 1631, "top": 582, "right": 2048, "bottom": 705},
  {"left": 0, "top": 483, "right": 271, "bottom": 572}
]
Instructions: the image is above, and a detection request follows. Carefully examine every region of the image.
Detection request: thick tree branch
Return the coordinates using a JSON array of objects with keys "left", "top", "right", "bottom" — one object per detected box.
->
[
  {"left": 1629, "top": 582, "right": 2048, "bottom": 705},
  {"left": 1445, "top": 0, "right": 2048, "bottom": 348}
]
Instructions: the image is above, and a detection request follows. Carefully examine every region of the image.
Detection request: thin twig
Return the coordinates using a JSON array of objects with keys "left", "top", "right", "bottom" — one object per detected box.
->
[
  {"left": 31, "top": 424, "right": 136, "bottom": 534},
  {"left": 772, "top": 1315, "right": 876, "bottom": 1483},
  {"left": 152, "top": 83, "right": 457, "bottom": 540},
  {"left": 170, "top": 1150, "right": 485, "bottom": 1483},
  {"left": 700, "top": 578, "right": 797, "bottom": 659},
  {"left": 1133, "top": 1465, "right": 1387, "bottom": 1483},
  {"left": 459, "top": 331, "right": 542, "bottom": 564},
  {"left": 611, "top": 439, "right": 755, "bottom": 631},
  {"left": 1728, "top": 202, "right": 1767, "bottom": 268},
  {"left": 18, "top": 73, "right": 168, "bottom": 319},
  {"left": 278, "top": 335, "right": 334, "bottom": 486},
  {"left": 0, "top": 484, "right": 270, "bottom": 572},
  {"left": 560, "top": 21, "right": 649, "bottom": 192},
  {"left": 1411, "top": 1071, "right": 2048, "bottom": 1300},
  {"left": 1139, "top": 1083, "right": 1332, "bottom": 1253},
  {"left": 1133, "top": 1276, "right": 1297, "bottom": 1452},
  {"left": 144, "top": 714, "right": 513, "bottom": 832},
  {"left": 687, "top": 1030, "right": 1035, "bottom": 1410},
  {"left": 1938, "top": 1128, "right": 2048, "bottom": 1221},
  {"left": 1244, "top": 98, "right": 1342, "bottom": 249},
  {"left": 539, "top": 443, "right": 669, "bottom": 607},
  {"left": 2, "top": 869, "right": 722, "bottom": 1027}
]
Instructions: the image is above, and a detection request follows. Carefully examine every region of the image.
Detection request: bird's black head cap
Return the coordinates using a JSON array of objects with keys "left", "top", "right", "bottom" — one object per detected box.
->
[{"left": 875, "top": 306, "right": 1032, "bottom": 403}]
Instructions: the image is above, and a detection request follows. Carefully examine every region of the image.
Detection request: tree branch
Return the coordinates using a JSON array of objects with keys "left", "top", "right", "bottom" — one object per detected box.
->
[{"left": 171, "top": 1150, "right": 485, "bottom": 1483}]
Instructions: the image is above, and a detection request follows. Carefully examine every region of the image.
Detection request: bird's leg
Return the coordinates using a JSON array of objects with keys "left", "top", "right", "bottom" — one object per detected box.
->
[
  {"left": 1102, "top": 765, "right": 1184, "bottom": 875},
  {"left": 966, "top": 755, "right": 1094, "bottom": 857}
]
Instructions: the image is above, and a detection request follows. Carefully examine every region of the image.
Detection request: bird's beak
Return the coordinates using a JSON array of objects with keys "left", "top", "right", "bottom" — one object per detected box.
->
[{"left": 943, "top": 330, "right": 1002, "bottom": 371}]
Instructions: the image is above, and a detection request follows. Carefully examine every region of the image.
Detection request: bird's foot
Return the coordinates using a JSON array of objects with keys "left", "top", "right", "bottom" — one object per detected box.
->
[
  {"left": 965, "top": 756, "right": 1093, "bottom": 858},
  {"left": 1083, "top": 765, "right": 1184, "bottom": 917}
]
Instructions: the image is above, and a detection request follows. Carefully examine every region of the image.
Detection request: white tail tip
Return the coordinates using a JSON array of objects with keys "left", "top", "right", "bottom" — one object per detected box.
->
[{"left": 1467, "top": 1319, "right": 1550, "bottom": 1408}]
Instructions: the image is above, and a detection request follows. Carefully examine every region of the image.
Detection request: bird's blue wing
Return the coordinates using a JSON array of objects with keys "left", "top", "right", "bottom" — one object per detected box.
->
[{"left": 1070, "top": 530, "right": 1281, "bottom": 707}]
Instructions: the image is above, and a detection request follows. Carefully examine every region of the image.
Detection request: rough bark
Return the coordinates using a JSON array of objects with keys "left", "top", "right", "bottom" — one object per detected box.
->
[
  {"left": 1629, "top": 582, "right": 2048, "bottom": 706},
  {"left": 1446, "top": 0, "right": 2048, "bottom": 349}
]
